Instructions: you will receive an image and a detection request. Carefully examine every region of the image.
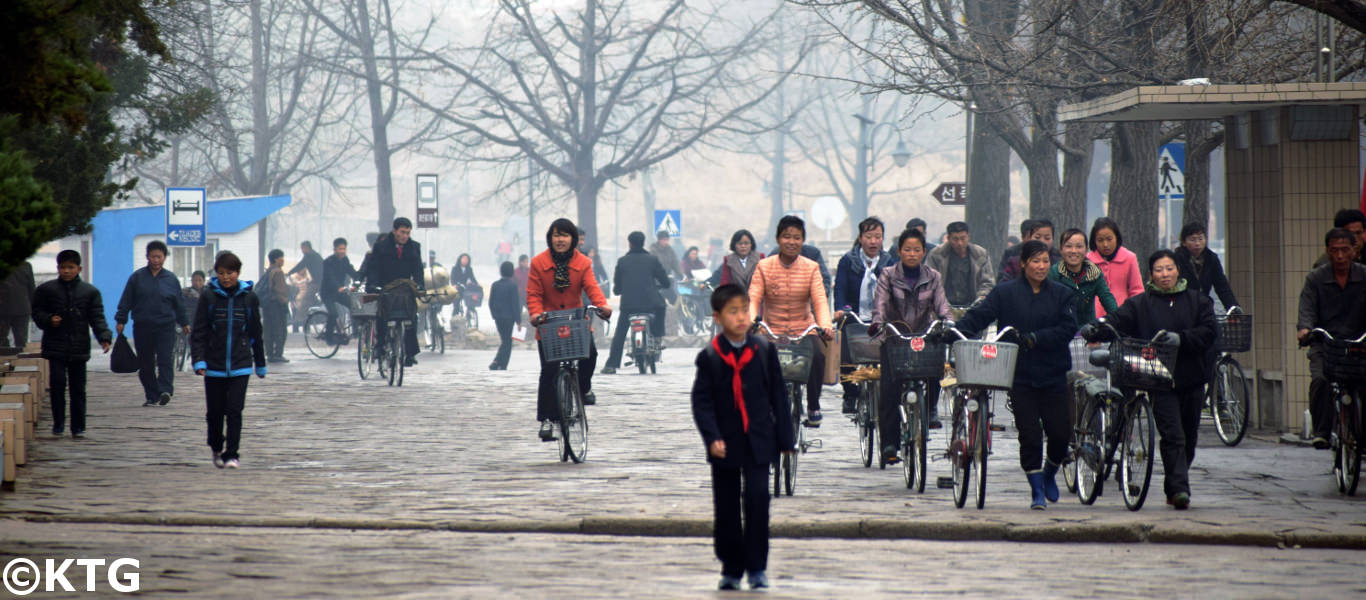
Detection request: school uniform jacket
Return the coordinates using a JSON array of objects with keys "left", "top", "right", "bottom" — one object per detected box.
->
[
  {"left": 191, "top": 278, "right": 267, "bottom": 378},
  {"left": 691, "top": 334, "right": 795, "bottom": 468}
]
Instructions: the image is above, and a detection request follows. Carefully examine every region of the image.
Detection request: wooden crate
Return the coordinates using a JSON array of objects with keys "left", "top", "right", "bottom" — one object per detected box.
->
[
  {"left": 1, "top": 417, "right": 15, "bottom": 487},
  {"left": 0, "top": 380, "right": 35, "bottom": 439},
  {"left": 0, "top": 403, "right": 24, "bottom": 466}
]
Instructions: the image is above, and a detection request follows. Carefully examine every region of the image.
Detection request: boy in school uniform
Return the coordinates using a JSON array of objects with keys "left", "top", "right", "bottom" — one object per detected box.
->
[
  {"left": 191, "top": 252, "right": 266, "bottom": 469},
  {"left": 691, "top": 284, "right": 794, "bottom": 591},
  {"left": 31, "top": 250, "right": 113, "bottom": 437}
]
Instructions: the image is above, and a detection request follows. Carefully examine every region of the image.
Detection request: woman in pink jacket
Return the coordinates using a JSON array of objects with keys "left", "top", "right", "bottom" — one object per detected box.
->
[{"left": 1085, "top": 217, "right": 1144, "bottom": 318}]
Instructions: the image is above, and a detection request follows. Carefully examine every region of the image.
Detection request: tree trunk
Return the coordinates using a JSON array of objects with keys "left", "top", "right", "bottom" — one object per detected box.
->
[
  {"left": 576, "top": 0, "right": 599, "bottom": 247},
  {"left": 1026, "top": 129, "right": 1064, "bottom": 226},
  {"left": 1182, "top": 120, "right": 1213, "bottom": 232},
  {"left": 1108, "top": 121, "right": 1161, "bottom": 269},
  {"left": 1059, "top": 124, "right": 1096, "bottom": 235},
  {"left": 356, "top": 0, "right": 396, "bottom": 233},
  {"left": 966, "top": 114, "right": 1011, "bottom": 266},
  {"left": 248, "top": 0, "right": 270, "bottom": 196}
]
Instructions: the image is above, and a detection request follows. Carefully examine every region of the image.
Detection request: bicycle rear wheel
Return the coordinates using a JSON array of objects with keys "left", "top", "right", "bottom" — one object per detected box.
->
[
  {"left": 386, "top": 323, "right": 403, "bottom": 387},
  {"left": 466, "top": 308, "right": 478, "bottom": 332},
  {"left": 786, "top": 384, "right": 802, "bottom": 496},
  {"left": 1333, "top": 391, "right": 1360, "bottom": 495},
  {"left": 950, "top": 395, "right": 970, "bottom": 508},
  {"left": 1212, "top": 357, "right": 1249, "bottom": 446},
  {"left": 304, "top": 311, "right": 340, "bottom": 359},
  {"left": 971, "top": 394, "right": 989, "bottom": 509},
  {"left": 1075, "top": 398, "right": 1106, "bottom": 505},
  {"left": 857, "top": 384, "right": 873, "bottom": 468},
  {"left": 1119, "top": 396, "right": 1155, "bottom": 511},
  {"left": 558, "top": 368, "right": 588, "bottom": 463},
  {"left": 356, "top": 320, "right": 374, "bottom": 380},
  {"left": 903, "top": 387, "right": 927, "bottom": 492}
]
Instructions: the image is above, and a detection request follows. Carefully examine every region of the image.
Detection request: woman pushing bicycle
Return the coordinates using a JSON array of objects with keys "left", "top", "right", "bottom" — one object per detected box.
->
[
  {"left": 527, "top": 218, "right": 612, "bottom": 442},
  {"left": 954, "top": 241, "right": 1078, "bottom": 510}
]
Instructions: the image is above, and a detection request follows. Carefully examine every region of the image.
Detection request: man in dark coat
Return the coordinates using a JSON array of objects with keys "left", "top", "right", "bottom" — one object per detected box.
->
[
  {"left": 0, "top": 260, "right": 35, "bottom": 348},
  {"left": 320, "top": 237, "right": 358, "bottom": 340},
  {"left": 1296, "top": 228, "right": 1366, "bottom": 448},
  {"left": 602, "top": 231, "right": 672, "bottom": 374},
  {"left": 31, "top": 250, "right": 112, "bottom": 436},
  {"left": 488, "top": 261, "right": 523, "bottom": 370},
  {"left": 115, "top": 240, "right": 190, "bottom": 406},
  {"left": 650, "top": 229, "right": 682, "bottom": 282},
  {"left": 367, "top": 217, "right": 425, "bottom": 366}
]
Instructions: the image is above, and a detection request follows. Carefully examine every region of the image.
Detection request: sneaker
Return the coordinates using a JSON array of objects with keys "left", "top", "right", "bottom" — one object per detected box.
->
[
  {"left": 1170, "top": 492, "right": 1190, "bottom": 510},
  {"left": 71, "top": 430, "right": 84, "bottom": 439},
  {"left": 718, "top": 576, "right": 742, "bottom": 591},
  {"left": 882, "top": 445, "right": 901, "bottom": 465},
  {"left": 600, "top": 367, "right": 617, "bottom": 375},
  {"left": 805, "top": 410, "right": 822, "bottom": 427},
  {"left": 212, "top": 451, "right": 225, "bottom": 469},
  {"left": 142, "top": 399, "right": 157, "bottom": 407},
  {"left": 1312, "top": 436, "right": 1330, "bottom": 450},
  {"left": 747, "top": 571, "right": 769, "bottom": 590},
  {"left": 159, "top": 392, "right": 171, "bottom": 406},
  {"left": 928, "top": 417, "right": 943, "bottom": 429},
  {"left": 404, "top": 357, "right": 418, "bottom": 367},
  {"left": 842, "top": 397, "right": 857, "bottom": 414},
  {"left": 583, "top": 392, "right": 596, "bottom": 406},
  {"left": 539, "top": 421, "right": 557, "bottom": 442},
  {"left": 489, "top": 362, "right": 499, "bottom": 371},
  {"left": 224, "top": 458, "right": 240, "bottom": 469}
]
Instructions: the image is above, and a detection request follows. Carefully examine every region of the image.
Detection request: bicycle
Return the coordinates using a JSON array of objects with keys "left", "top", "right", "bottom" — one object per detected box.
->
[
  {"left": 537, "top": 306, "right": 608, "bottom": 464},
  {"left": 351, "top": 290, "right": 381, "bottom": 380},
  {"left": 419, "top": 298, "right": 449, "bottom": 355},
  {"left": 755, "top": 321, "right": 822, "bottom": 497},
  {"left": 1208, "top": 308, "right": 1252, "bottom": 446},
  {"left": 1072, "top": 322, "right": 1170, "bottom": 510},
  {"left": 882, "top": 320, "right": 949, "bottom": 493},
  {"left": 303, "top": 298, "right": 352, "bottom": 359},
  {"left": 1302, "top": 328, "right": 1366, "bottom": 495},
  {"left": 173, "top": 328, "right": 190, "bottom": 371},
  {"left": 374, "top": 281, "right": 422, "bottom": 387},
  {"left": 939, "top": 324, "right": 1018, "bottom": 509},
  {"left": 838, "top": 313, "right": 884, "bottom": 469},
  {"left": 676, "top": 279, "right": 714, "bottom": 337}
]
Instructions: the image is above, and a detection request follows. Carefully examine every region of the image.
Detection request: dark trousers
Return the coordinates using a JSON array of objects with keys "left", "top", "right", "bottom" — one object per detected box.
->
[
  {"left": 205, "top": 375, "right": 249, "bottom": 460},
  {"left": 492, "top": 317, "right": 515, "bottom": 369},
  {"left": 711, "top": 461, "right": 770, "bottom": 578},
  {"left": 262, "top": 301, "right": 288, "bottom": 359},
  {"left": 133, "top": 325, "right": 176, "bottom": 401},
  {"left": 376, "top": 318, "right": 421, "bottom": 359},
  {"left": 605, "top": 307, "right": 665, "bottom": 369},
  {"left": 48, "top": 358, "right": 88, "bottom": 434},
  {"left": 804, "top": 336, "right": 825, "bottom": 413},
  {"left": 1152, "top": 386, "right": 1204, "bottom": 498},
  {"left": 536, "top": 340, "right": 597, "bottom": 421},
  {"left": 1309, "top": 349, "right": 1333, "bottom": 438},
  {"left": 321, "top": 295, "right": 345, "bottom": 336},
  {"left": 1009, "top": 385, "right": 1071, "bottom": 472},
  {"left": 0, "top": 315, "right": 29, "bottom": 347}
]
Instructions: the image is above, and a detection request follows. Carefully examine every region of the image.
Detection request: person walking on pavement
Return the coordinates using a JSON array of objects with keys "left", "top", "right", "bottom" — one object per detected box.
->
[
  {"left": 718, "top": 229, "right": 762, "bottom": 290},
  {"left": 320, "top": 238, "right": 358, "bottom": 341},
  {"left": 1050, "top": 229, "right": 1118, "bottom": 326},
  {"left": 1082, "top": 249, "right": 1217, "bottom": 510},
  {"left": 261, "top": 250, "right": 291, "bottom": 363},
  {"left": 833, "top": 217, "right": 895, "bottom": 414},
  {"left": 749, "top": 215, "right": 833, "bottom": 427},
  {"left": 32, "top": 250, "right": 112, "bottom": 437},
  {"left": 925, "top": 221, "right": 995, "bottom": 308},
  {"left": 287, "top": 241, "right": 325, "bottom": 332},
  {"left": 191, "top": 252, "right": 266, "bottom": 470},
  {"left": 871, "top": 228, "right": 952, "bottom": 463},
  {"left": 1296, "top": 228, "right": 1366, "bottom": 449},
  {"left": 1087, "top": 217, "right": 1144, "bottom": 318},
  {"left": 692, "top": 284, "right": 793, "bottom": 592},
  {"left": 489, "top": 261, "right": 522, "bottom": 371},
  {"left": 367, "top": 217, "right": 425, "bottom": 367},
  {"left": 954, "top": 241, "right": 1078, "bottom": 510},
  {"left": 183, "top": 271, "right": 207, "bottom": 307},
  {"left": 115, "top": 240, "right": 189, "bottom": 406},
  {"left": 649, "top": 229, "right": 682, "bottom": 282},
  {"left": 1311, "top": 209, "right": 1366, "bottom": 267},
  {"left": 0, "top": 260, "right": 35, "bottom": 348},
  {"left": 528, "top": 218, "right": 612, "bottom": 441},
  {"left": 602, "top": 231, "right": 670, "bottom": 374}
]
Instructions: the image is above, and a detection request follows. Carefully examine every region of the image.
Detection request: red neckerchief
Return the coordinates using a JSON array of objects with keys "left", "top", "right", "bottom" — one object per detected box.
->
[{"left": 712, "top": 336, "right": 754, "bottom": 433}]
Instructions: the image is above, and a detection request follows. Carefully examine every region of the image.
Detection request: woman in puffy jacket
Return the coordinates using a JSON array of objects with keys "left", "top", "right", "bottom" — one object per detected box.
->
[
  {"left": 1050, "top": 229, "right": 1118, "bottom": 326},
  {"left": 870, "top": 228, "right": 951, "bottom": 464},
  {"left": 1086, "top": 217, "right": 1143, "bottom": 318},
  {"left": 190, "top": 252, "right": 266, "bottom": 469}
]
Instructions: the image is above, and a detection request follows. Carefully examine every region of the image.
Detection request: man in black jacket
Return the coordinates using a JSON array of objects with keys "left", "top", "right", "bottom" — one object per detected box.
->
[
  {"left": 367, "top": 218, "right": 425, "bottom": 366},
  {"left": 115, "top": 240, "right": 190, "bottom": 406},
  {"left": 320, "top": 237, "right": 358, "bottom": 341},
  {"left": 488, "top": 261, "right": 522, "bottom": 370},
  {"left": 1174, "top": 222, "right": 1238, "bottom": 310},
  {"left": 32, "top": 251, "right": 112, "bottom": 437},
  {"left": 1297, "top": 228, "right": 1366, "bottom": 448},
  {"left": 603, "top": 231, "right": 672, "bottom": 374}
]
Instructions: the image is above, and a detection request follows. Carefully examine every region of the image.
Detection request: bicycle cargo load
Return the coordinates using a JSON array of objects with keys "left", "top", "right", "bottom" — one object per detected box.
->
[
  {"left": 951, "top": 340, "right": 1019, "bottom": 389},
  {"left": 886, "top": 335, "right": 946, "bottom": 381},
  {"left": 1322, "top": 339, "right": 1366, "bottom": 383},
  {"left": 775, "top": 339, "right": 813, "bottom": 383},
  {"left": 537, "top": 308, "right": 592, "bottom": 363},
  {"left": 1215, "top": 313, "right": 1253, "bottom": 353},
  {"left": 1108, "top": 337, "right": 1178, "bottom": 391}
]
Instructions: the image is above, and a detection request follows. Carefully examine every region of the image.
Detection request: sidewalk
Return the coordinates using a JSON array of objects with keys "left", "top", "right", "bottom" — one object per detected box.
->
[{"left": 3, "top": 339, "right": 1363, "bottom": 550}]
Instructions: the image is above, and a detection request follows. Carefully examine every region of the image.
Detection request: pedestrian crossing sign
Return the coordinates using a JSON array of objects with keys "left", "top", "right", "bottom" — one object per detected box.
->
[
  {"left": 1159, "top": 143, "right": 1185, "bottom": 200},
  {"left": 654, "top": 209, "right": 681, "bottom": 238}
]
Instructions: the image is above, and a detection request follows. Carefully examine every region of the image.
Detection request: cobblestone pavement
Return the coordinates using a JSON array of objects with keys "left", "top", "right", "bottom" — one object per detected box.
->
[
  {"left": 2, "top": 335, "right": 1364, "bottom": 550},
  {"left": 2, "top": 521, "right": 1362, "bottom": 598}
]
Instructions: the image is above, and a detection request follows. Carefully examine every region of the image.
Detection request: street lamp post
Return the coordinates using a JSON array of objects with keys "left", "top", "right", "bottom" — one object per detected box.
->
[{"left": 854, "top": 111, "right": 911, "bottom": 230}]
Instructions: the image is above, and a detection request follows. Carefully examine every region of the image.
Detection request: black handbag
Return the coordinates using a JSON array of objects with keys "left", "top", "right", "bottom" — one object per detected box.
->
[{"left": 110, "top": 334, "right": 139, "bottom": 373}]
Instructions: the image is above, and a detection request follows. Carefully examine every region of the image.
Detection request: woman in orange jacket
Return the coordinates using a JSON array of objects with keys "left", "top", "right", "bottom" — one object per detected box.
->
[{"left": 527, "top": 218, "right": 613, "bottom": 441}]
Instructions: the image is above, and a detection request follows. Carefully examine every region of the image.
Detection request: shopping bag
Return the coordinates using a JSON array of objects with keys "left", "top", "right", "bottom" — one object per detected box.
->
[
  {"left": 110, "top": 334, "right": 139, "bottom": 373},
  {"left": 511, "top": 323, "right": 528, "bottom": 342},
  {"left": 823, "top": 330, "right": 841, "bottom": 385}
]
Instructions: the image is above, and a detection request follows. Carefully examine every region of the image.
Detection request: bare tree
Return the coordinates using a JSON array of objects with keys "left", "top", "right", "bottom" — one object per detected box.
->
[{"left": 399, "top": 0, "right": 804, "bottom": 246}]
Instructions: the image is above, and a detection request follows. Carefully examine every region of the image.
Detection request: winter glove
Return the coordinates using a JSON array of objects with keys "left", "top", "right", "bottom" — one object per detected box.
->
[
  {"left": 1156, "top": 331, "right": 1181, "bottom": 346},
  {"left": 1020, "top": 332, "right": 1038, "bottom": 349},
  {"left": 1079, "top": 322, "right": 1101, "bottom": 343}
]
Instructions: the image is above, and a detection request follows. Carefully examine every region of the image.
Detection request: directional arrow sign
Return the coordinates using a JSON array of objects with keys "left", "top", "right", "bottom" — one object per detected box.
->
[
  {"left": 166, "top": 187, "right": 206, "bottom": 247},
  {"left": 933, "top": 182, "right": 967, "bottom": 206}
]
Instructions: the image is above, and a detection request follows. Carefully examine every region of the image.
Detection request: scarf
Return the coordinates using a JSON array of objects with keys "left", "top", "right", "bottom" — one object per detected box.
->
[
  {"left": 550, "top": 248, "right": 574, "bottom": 290},
  {"left": 1146, "top": 278, "right": 1189, "bottom": 295},
  {"left": 712, "top": 336, "right": 754, "bottom": 433}
]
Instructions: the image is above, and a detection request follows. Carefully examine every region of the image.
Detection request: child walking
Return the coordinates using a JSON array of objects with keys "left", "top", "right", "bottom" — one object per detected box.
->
[
  {"left": 691, "top": 284, "right": 794, "bottom": 591},
  {"left": 31, "top": 250, "right": 112, "bottom": 437},
  {"left": 190, "top": 252, "right": 266, "bottom": 469}
]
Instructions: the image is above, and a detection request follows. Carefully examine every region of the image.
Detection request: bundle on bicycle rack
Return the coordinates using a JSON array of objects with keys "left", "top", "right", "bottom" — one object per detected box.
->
[
  {"left": 774, "top": 340, "right": 813, "bottom": 383},
  {"left": 950, "top": 339, "right": 1018, "bottom": 389},
  {"left": 842, "top": 322, "right": 882, "bottom": 365},
  {"left": 885, "top": 335, "right": 946, "bottom": 382},
  {"left": 1321, "top": 339, "right": 1366, "bottom": 383},
  {"left": 1215, "top": 313, "right": 1253, "bottom": 353},
  {"left": 1108, "top": 338, "right": 1178, "bottom": 391},
  {"left": 537, "top": 308, "right": 592, "bottom": 363},
  {"left": 840, "top": 365, "right": 881, "bottom": 383}
]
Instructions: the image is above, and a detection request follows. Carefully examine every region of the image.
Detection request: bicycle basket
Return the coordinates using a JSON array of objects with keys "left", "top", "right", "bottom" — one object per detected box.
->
[
  {"left": 774, "top": 339, "right": 814, "bottom": 383},
  {"left": 951, "top": 340, "right": 1019, "bottom": 389},
  {"left": 350, "top": 292, "right": 378, "bottom": 318},
  {"left": 377, "top": 287, "right": 417, "bottom": 322},
  {"left": 1108, "top": 337, "right": 1178, "bottom": 391},
  {"left": 1069, "top": 336, "right": 1107, "bottom": 379},
  {"left": 1215, "top": 313, "right": 1253, "bottom": 353},
  {"left": 537, "top": 308, "right": 592, "bottom": 363},
  {"left": 1322, "top": 339, "right": 1366, "bottom": 383},
  {"left": 463, "top": 285, "right": 484, "bottom": 307},
  {"left": 842, "top": 322, "right": 881, "bottom": 364},
  {"left": 886, "top": 335, "right": 946, "bottom": 381}
]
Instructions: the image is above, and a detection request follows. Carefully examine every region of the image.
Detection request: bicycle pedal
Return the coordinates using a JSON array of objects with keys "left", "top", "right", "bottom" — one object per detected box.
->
[
  {"left": 990, "top": 424, "right": 1006, "bottom": 432},
  {"left": 936, "top": 476, "right": 954, "bottom": 489},
  {"left": 807, "top": 439, "right": 823, "bottom": 449}
]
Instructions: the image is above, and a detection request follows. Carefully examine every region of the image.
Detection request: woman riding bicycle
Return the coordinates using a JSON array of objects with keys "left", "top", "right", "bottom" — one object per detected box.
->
[
  {"left": 1080, "top": 250, "right": 1216, "bottom": 510},
  {"left": 748, "top": 215, "right": 833, "bottom": 426},
  {"left": 954, "top": 240, "right": 1078, "bottom": 510},
  {"left": 450, "top": 253, "right": 478, "bottom": 319},
  {"left": 870, "top": 227, "right": 951, "bottom": 465},
  {"left": 527, "top": 219, "right": 612, "bottom": 442}
]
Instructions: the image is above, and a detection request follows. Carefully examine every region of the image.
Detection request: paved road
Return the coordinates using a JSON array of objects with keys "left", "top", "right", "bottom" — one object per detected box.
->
[
  {"left": 1, "top": 521, "right": 1360, "bottom": 598},
  {"left": 3, "top": 336, "right": 1362, "bottom": 549}
]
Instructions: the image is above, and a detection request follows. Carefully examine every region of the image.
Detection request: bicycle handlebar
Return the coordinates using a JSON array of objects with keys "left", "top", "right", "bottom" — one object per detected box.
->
[
  {"left": 881, "top": 319, "right": 950, "bottom": 340},
  {"left": 754, "top": 321, "right": 820, "bottom": 343},
  {"left": 1301, "top": 328, "right": 1366, "bottom": 347},
  {"left": 1090, "top": 319, "right": 1173, "bottom": 345},
  {"left": 838, "top": 312, "right": 872, "bottom": 327}
]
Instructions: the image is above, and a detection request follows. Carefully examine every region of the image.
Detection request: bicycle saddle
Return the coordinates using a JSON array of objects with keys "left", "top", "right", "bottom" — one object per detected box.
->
[{"left": 1088, "top": 348, "right": 1111, "bottom": 368}]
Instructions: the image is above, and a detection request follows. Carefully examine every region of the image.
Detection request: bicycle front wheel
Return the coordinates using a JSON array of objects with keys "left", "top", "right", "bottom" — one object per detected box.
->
[
  {"left": 304, "top": 311, "right": 340, "bottom": 359},
  {"left": 1335, "top": 392, "right": 1360, "bottom": 495},
  {"left": 1075, "top": 398, "right": 1106, "bottom": 505},
  {"left": 971, "top": 394, "right": 989, "bottom": 509},
  {"left": 950, "top": 396, "right": 970, "bottom": 509},
  {"left": 1212, "top": 357, "right": 1250, "bottom": 446},
  {"left": 1119, "top": 395, "right": 1155, "bottom": 511},
  {"left": 786, "top": 384, "right": 802, "bottom": 496},
  {"left": 558, "top": 367, "right": 588, "bottom": 463},
  {"left": 385, "top": 323, "right": 402, "bottom": 387},
  {"left": 857, "top": 384, "right": 873, "bottom": 468},
  {"left": 904, "top": 386, "right": 928, "bottom": 493},
  {"left": 356, "top": 321, "right": 374, "bottom": 380}
]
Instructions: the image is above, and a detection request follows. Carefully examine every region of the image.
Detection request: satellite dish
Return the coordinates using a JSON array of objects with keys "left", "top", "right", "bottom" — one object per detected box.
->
[{"left": 810, "top": 196, "right": 847, "bottom": 231}]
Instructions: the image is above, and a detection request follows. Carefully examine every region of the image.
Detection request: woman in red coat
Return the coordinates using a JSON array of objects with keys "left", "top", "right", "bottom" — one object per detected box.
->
[{"left": 527, "top": 218, "right": 612, "bottom": 441}]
